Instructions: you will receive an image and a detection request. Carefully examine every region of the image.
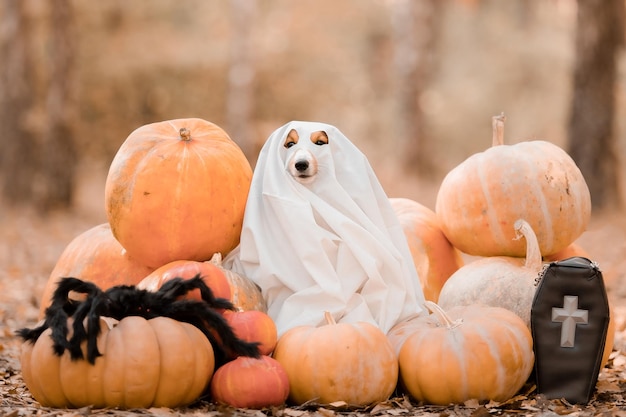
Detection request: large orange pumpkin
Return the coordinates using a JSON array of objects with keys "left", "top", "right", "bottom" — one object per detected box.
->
[
  {"left": 273, "top": 311, "right": 397, "bottom": 406},
  {"left": 435, "top": 114, "right": 591, "bottom": 258},
  {"left": 38, "top": 223, "right": 154, "bottom": 319},
  {"left": 389, "top": 197, "right": 463, "bottom": 302},
  {"left": 104, "top": 118, "right": 253, "bottom": 268},
  {"left": 389, "top": 301, "right": 534, "bottom": 405},
  {"left": 20, "top": 316, "right": 214, "bottom": 409}
]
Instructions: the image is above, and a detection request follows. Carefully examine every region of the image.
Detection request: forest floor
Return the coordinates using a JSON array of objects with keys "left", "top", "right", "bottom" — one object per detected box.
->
[{"left": 2, "top": 172, "right": 626, "bottom": 417}]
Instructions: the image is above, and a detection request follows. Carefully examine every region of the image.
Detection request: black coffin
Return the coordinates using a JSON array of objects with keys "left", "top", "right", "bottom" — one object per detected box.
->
[{"left": 531, "top": 256, "right": 610, "bottom": 404}]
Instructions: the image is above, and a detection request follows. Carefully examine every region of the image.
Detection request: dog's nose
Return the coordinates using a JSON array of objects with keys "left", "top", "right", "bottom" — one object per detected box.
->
[{"left": 295, "top": 160, "right": 309, "bottom": 172}]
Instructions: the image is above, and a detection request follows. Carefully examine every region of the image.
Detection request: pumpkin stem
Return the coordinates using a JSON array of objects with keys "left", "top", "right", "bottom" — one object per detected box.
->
[
  {"left": 514, "top": 219, "right": 543, "bottom": 273},
  {"left": 491, "top": 112, "right": 506, "bottom": 147},
  {"left": 179, "top": 127, "right": 192, "bottom": 141},
  {"left": 324, "top": 311, "right": 337, "bottom": 325},
  {"left": 424, "top": 301, "right": 462, "bottom": 330}
]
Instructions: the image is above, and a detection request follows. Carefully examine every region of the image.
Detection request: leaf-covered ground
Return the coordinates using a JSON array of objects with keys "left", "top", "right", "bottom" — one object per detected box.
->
[{"left": 2, "top": 201, "right": 626, "bottom": 417}]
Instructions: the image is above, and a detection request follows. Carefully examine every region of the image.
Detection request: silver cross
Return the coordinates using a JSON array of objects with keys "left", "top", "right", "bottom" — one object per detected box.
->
[{"left": 552, "top": 295, "right": 588, "bottom": 348}]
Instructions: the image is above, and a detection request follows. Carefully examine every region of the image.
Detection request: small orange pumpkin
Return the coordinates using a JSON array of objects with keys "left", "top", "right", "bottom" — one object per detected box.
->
[
  {"left": 223, "top": 310, "right": 278, "bottom": 356},
  {"left": 38, "top": 223, "right": 154, "bottom": 319},
  {"left": 210, "top": 355, "right": 289, "bottom": 408},
  {"left": 20, "top": 316, "right": 214, "bottom": 409},
  {"left": 273, "top": 311, "right": 397, "bottom": 406},
  {"left": 389, "top": 197, "right": 464, "bottom": 302},
  {"left": 435, "top": 114, "right": 591, "bottom": 258},
  {"left": 104, "top": 118, "right": 253, "bottom": 268},
  {"left": 390, "top": 301, "right": 534, "bottom": 405}
]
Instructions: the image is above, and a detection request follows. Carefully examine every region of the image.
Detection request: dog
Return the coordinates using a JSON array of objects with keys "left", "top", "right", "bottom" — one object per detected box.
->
[{"left": 283, "top": 128, "right": 329, "bottom": 184}]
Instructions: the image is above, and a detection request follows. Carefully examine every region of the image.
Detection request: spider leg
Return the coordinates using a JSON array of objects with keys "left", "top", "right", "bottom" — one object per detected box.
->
[
  {"left": 51, "top": 278, "right": 103, "bottom": 359},
  {"left": 164, "top": 300, "right": 260, "bottom": 367},
  {"left": 18, "top": 277, "right": 98, "bottom": 355},
  {"left": 82, "top": 293, "right": 113, "bottom": 364},
  {"left": 160, "top": 275, "right": 236, "bottom": 311}
]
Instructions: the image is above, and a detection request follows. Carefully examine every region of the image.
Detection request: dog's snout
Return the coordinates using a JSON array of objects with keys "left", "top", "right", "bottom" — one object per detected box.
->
[{"left": 295, "top": 160, "right": 309, "bottom": 172}]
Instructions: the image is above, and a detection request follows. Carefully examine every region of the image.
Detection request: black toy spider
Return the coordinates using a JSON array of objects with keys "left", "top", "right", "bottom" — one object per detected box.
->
[{"left": 17, "top": 275, "right": 260, "bottom": 367}]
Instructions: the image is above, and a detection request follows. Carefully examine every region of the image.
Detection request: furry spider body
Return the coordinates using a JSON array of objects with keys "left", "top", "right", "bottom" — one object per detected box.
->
[{"left": 18, "top": 275, "right": 260, "bottom": 367}]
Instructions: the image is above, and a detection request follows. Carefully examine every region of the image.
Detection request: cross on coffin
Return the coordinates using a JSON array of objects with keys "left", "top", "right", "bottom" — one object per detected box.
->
[{"left": 552, "top": 295, "right": 589, "bottom": 348}]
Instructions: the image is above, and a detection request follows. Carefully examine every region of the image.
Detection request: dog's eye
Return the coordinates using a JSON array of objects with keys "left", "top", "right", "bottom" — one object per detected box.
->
[{"left": 284, "top": 141, "right": 296, "bottom": 148}]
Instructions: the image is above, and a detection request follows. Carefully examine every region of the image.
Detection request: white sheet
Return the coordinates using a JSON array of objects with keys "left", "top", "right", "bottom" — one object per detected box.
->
[{"left": 224, "top": 121, "right": 425, "bottom": 336}]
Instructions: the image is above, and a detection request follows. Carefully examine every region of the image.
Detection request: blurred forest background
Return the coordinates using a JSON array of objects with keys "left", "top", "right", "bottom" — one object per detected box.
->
[{"left": 0, "top": 0, "right": 625, "bottom": 219}]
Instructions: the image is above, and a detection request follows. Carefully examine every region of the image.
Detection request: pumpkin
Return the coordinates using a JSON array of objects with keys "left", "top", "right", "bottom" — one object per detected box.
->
[
  {"left": 137, "top": 253, "right": 266, "bottom": 312},
  {"left": 20, "top": 316, "right": 214, "bottom": 409},
  {"left": 389, "top": 197, "right": 464, "bottom": 302},
  {"left": 210, "top": 355, "right": 289, "bottom": 408},
  {"left": 223, "top": 310, "right": 278, "bottom": 356},
  {"left": 104, "top": 118, "right": 253, "bottom": 268},
  {"left": 390, "top": 301, "right": 534, "bottom": 405},
  {"left": 543, "top": 242, "right": 590, "bottom": 263},
  {"left": 437, "top": 219, "right": 542, "bottom": 327},
  {"left": 137, "top": 258, "right": 232, "bottom": 302},
  {"left": 272, "top": 311, "right": 397, "bottom": 406},
  {"left": 38, "top": 223, "right": 154, "bottom": 319},
  {"left": 435, "top": 114, "right": 591, "bottom": 258}
]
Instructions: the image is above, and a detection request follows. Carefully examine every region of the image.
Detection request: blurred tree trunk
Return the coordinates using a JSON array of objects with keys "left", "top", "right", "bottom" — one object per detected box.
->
[
  {"left": 0, "top": 0, "right": 77, "bottom": 211},
  {"left": 568, "top": 0, "right": 624, "bottom": 210},
  {"left": 0, "top": 0, "right": 37, "bottom": 205},
  {"left": 391, "top": 0, "right": 441, "bottom": 178},
  {"left": 227, "top": 0, "right": 257, "bottom": 163},
  {"left": 37, "top": 0, "right": 77, "bottom": 211}
]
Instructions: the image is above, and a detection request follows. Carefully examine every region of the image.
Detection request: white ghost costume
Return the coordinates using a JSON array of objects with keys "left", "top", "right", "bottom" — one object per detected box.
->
[{"left": 224, "top": 121, "right": 425, "bottom": 336}]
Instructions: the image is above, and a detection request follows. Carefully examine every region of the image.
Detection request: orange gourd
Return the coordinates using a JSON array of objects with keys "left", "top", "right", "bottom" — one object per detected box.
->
[
  {"left": 210, "top": 355, "right": 289, "bottom": 408},
  {"left": 390, "top": 301, "right": 534, "bottom": 405},
  {"left": 437, "top": 219, "right": 542, "bottom": 327},
  {"left": 389, "top": 197, "right": 464, "bottom": 302},
  {"left": 20, "top": 316, "right": 214, "bottom": 409},
  {"left": 273, "top": 311, "right": 397, "bottom": 406},
  {"left": 137, "top": 253, "right": 266, "bottom": 312},
  {"left": 137, "top": 259, "right": 232, "bottom": 302},
  {"left": 435, "top": 114, "right": 591, "bottom": 258},
  {"left": 104, "top": 118, "right": 253, "bottom": 268},
  {"left": 543, "top": 242, "right": 590, "bottom": 262},
  {"left": 223, "top": 310, "right": 278, "bottom": 356},
  {"left": 38, "top": 223, "right": 154, "bottom": 319}
]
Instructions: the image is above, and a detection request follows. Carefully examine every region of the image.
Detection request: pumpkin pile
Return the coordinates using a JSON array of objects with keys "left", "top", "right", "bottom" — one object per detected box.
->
[
  {"left": 387, "top": 113, "right": 614, "bottom": 406},
  {"left": 19, "top": 114, "right": 615, "bottom": 411},
  {"left": 22, "top": 118, "right": 290, "bottom": 409}
]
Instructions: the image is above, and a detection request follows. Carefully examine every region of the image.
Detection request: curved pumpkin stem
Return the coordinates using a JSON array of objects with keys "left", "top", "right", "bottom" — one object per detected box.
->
[
  {"left": 424, "top": 301, "right": 462, "bottom": 330},
  {"left": 514, "top": 219, "right": 543, "bottom": 273},
  {"left": 492, "top": 112, "right": 506, "bottom": 147},
  {"left": 179, "top": 127, "right": 192, "bottom": 141},
  {"left": 324, "top": 311, "right": 337, "bottom": 326}
]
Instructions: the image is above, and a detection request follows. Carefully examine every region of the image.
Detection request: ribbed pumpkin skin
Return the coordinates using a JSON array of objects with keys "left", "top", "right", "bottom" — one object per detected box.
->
[
  {"left": 137, "top": 254, "right": 267, "bottom": 313},
  {"left": 437, "top": 220, "right": 543, "bottom": 328},
  {"left": 105, "top": 118, "right": 253, "bottom": 268},
  {"left": 273, "top": 314, "right": 398, "bottom": 406},
  {"left": 389, "top": 197, "right": 464, "bottom": 302},
  {"left": 137, "top": 259, "right": 233, "bottom": 302},
  {"left": 38, "top": 223, "right": 154, "bottom": 319},
  {"left": 210, "top": 355, "right": 290, "bottom": 408},
  {"left": 395, "top": 304, "right": 534, "bottom": 405},
  {"left": 20, "top": 316, "right": 215, "bottom": 409},
  {"left": 435, "top": 139, "right": 591, "bottom": 258}
]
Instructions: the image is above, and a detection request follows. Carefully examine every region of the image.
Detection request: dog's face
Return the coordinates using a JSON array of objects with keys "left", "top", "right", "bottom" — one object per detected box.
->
[{"left": 283, "top": 128, "right": 329, "bottom": 184}]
